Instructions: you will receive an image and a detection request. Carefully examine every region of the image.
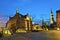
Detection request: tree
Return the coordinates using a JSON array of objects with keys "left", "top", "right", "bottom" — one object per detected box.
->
[
  {"left": 0, "top": 33, "right": 2, "bottom": 37},
  {"left": 41, "top": 19, "right": 46, "bottom": 29}
]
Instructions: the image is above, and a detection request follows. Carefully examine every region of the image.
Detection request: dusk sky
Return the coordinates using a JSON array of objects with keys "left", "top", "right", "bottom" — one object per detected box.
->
[{"left": 0, "top": 0, "right": 60, "bottom": 25}]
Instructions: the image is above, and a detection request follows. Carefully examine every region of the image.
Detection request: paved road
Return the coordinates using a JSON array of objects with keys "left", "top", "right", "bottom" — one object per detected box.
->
[
  {"left": 28, "top": 30, "right": 60, "bottom": 40},
  {"left": 0, "top": 30, "right": 60, "bottom": 40}
]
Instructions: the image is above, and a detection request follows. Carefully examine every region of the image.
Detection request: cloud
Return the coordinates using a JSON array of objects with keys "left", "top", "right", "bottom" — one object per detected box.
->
[{"left": 0, "top": 16, "right": 8, "bottom": 27}]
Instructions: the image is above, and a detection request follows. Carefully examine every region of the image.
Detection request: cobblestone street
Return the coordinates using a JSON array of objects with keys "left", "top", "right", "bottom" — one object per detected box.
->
[{"left": 0, "top": 30, "right": 60, "bottom": 40}]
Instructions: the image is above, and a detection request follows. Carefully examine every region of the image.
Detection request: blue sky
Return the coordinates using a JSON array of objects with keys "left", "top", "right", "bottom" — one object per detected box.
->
[{"left": 0, "top": 0, "right": 60, "bottom": 22}]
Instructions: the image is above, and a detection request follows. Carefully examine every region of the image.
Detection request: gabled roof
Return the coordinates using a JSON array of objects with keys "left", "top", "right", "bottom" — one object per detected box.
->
[
  {"left": 15, "top": 12, "right": 24, "bottom": 17},
  {"left": 8, "top": 10, "right": 30, "bottom": 20}
]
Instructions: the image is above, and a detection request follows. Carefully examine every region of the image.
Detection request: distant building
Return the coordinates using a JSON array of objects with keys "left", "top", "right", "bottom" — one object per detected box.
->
[
  {"left": 56, "top": 10, "right": 60, "bottom": 28},
  {"left": 6, "top": 9, "right": 32, "bottom": 32},
  {"left": 32, "top": 24, "right": 43, "bottom": 31}
]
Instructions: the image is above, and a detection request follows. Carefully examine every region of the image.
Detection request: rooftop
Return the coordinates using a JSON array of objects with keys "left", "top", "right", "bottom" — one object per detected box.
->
[{"left": 56, "top": 10, "right": 60, "bottom": 13}]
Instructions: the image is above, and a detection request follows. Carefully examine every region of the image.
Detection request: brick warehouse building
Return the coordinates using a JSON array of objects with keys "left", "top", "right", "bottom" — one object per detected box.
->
[
  {"left": 56, "top": 10, "right": 60, "bottom": 28},
  {"left": 6, "top": 10, "right": 32, "bottom": 32}
]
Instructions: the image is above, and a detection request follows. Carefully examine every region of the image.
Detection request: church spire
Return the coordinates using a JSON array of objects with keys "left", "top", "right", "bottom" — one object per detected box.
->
[
  {"left": 51, "top": 9, "right": 53, "bottom": 13},
  {"left": 50, "top": 9, "right": 54, "bottom": 24},
  {"left": 16, "top": 9, "right": 18, "bottom": 14}
]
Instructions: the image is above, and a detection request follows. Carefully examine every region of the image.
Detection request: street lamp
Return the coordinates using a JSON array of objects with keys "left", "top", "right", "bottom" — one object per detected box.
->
[{"left": 57, "top": 27, "right": 60, "bottom": 30}]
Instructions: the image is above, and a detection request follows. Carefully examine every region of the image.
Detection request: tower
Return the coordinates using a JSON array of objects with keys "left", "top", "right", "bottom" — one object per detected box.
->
[
  {"left": 50, "top": 9, "right": 55, "bottom": 29},
  {"left": 50, "top": 9, "right": 54, "bottom": 24}
]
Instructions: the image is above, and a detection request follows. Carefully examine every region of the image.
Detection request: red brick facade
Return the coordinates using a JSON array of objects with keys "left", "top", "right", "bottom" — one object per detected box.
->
[
  {"left": 6, "top": 11, "right": 32, "bottom": 32},
  {"left": 56, "top": 10, "right": 60, "bottom": 28}
]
